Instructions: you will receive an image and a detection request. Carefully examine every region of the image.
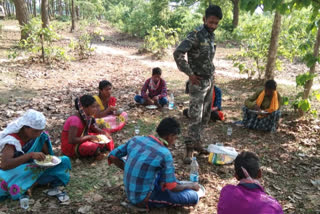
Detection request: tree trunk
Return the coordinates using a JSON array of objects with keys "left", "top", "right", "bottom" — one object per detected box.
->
[
  {"left": 41, "top": 0, "right": 49, "bottom": 28},
  {"left": 4, "top": 0, "right": 9, "bottom": 16},
  {"left": 265, "top": 11, "right": 282, "bottom": 80},
  {"left": 6, "top": 1, "right": 11, "bottom": 16},
  {"left": 33, "top": 0, "right": 36, "bottom": 16},
  {"left": 70, "top": 0, "right": 75, "bottom": 32},
  {"left": 231, "top": 0, "right": 239, "bottom": 28},
  {"left": 303, "top": 25, "right": 320, "bottom": 100},
  {"left": 64, "top": 0, "right": 68, "bottom": 16},
  {"left": 41, "top": 0, "right": 49, "bottom": 62},
  {"left": 13, "top": 0, "right": 30, "bottom": 40},
  {"left": 27, "top": 0, "right": 31, "bottom": 14},
  {"left": 76, "top": 5, "right": 79, "bottom": 20},
  {"left": 51, "top": 0, "right": 55, "bottom": 17},
  {"left": 58, "top": 0, "right": 62, "bottom": 16}
]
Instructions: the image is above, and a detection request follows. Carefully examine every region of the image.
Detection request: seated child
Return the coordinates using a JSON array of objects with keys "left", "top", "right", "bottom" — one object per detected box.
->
[
  {"left": 61, "top": 95, "right": 114, "bottom": 159},
  {"left": 134, "top": 67, "right": 168, "bottom": 107},
  {"left": 94, "top": 80, "right": 128, "bottom": 133},
  {"left": 184, "top": 84, "right": 224, "bottom": 121},
  {"left": 217, "top": 151, "right": 283, "bottom": 214}
]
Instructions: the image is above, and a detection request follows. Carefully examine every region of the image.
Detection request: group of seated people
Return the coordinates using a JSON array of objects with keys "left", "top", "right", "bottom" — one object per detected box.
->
[
  {"left": 134, "top": 67, "right": 281, "bottom": 132},
  {"left": 0, "top": 68, "right": 283, "bottom": 212}
]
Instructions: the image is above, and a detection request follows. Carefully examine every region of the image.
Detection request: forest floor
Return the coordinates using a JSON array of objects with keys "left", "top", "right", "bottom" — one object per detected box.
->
[{"left": 0, "top": 19, "right": 319, "bottom": 214}]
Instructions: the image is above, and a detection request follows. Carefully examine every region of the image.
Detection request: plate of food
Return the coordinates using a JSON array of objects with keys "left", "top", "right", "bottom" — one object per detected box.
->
[
  {"left": 95, "top": 135, "right": 111, "bottom": 144},
  {"left": 145, "top": 105, "right": 158, "bottom": 110},
  {"left": 179, "top": 180, "right": 206, "bottom": 198},
  {"left": 249, "top": 110, "right": 269, "bottom": 115},
  {"left": 34, "top": 155, "right": 61, "bottom": 167}
]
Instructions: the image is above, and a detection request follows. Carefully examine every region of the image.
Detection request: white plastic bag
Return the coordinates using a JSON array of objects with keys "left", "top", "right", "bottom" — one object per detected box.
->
[{"left": 207, "top": 144, "right": 238, "bottom": 165}]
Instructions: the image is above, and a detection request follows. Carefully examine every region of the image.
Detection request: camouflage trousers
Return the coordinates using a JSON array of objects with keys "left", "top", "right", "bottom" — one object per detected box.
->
[{"left": 185, "top": 77, "right": 214, "bottom": 146}]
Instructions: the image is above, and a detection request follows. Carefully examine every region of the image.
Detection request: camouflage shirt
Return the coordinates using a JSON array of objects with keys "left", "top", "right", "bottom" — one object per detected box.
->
[{"left": 173, "top": 25, "right": 216, "bottom": 78}]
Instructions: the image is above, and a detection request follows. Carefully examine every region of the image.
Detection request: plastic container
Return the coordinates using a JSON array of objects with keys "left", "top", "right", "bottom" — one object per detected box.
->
[
  {"left": 190, "top": 157, "right": 199, "bottom": 182},
  {"left": 20, "top": 195, "right": 29, "bottom": 210},
  {"left": 168, "top": 93, "right": 174, "bottom": 110},
  {"left": 207, "top": 144, "right": 238, "bottom": 165}
]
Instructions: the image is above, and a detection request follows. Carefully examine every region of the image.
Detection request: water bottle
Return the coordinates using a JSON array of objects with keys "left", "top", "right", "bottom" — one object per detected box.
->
[
  {"left": 168, "top": 93, "right": 174, "bottom": 110},
  {"left": 190, "top": 157, "right": 199, "bottom": 182},
  {"left": 134, "top": 124, "right": 140, "bottom": 135},
  {"left": 227, "top": 126, "right": 232, "bottom": 136}
]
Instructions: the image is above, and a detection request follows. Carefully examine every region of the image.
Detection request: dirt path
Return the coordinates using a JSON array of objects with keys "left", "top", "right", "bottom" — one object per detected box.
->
[{"left": 0, "top": 20, "right": 319, "bottom": 214}]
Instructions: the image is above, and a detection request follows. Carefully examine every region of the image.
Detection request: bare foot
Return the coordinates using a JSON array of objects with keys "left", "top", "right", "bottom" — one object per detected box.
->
[{"left": 95, "top": 153, "right": 105, "bottom": 161}]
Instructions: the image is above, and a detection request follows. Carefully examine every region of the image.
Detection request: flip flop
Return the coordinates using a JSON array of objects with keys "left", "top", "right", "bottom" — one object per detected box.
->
[
  {"left": 56, "top": 192, "right": 70, "bottom": 203},
  {"left": 45, "top": 187, "right": 62, "bottom": 196},
  {"left": 120, "top": 201, "right": 147, "bottom": 212}
]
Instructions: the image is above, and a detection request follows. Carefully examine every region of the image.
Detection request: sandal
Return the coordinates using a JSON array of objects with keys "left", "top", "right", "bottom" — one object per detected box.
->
[
  {"left": 46, "top": 187, "right": 62, "bottom": 196},
  {"left": 56, "top": 192, "right": 70, "bottom": 203}
]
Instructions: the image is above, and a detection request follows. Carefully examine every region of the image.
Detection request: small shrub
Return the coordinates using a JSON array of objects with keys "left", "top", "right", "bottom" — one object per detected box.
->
[
  {"left": 56, "top": 15, "right": 70, "bottom": 22},
  {"left": 8, "top": 17, "right": 69, "bottom": 62},
  {"left": 144, "top": 26, "right": 180, "bottom": 58}
]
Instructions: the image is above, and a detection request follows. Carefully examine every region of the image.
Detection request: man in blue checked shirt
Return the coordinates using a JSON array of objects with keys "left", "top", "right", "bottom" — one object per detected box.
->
[{"left": 108, "top": 117, "right": 200, "bottom": 209}]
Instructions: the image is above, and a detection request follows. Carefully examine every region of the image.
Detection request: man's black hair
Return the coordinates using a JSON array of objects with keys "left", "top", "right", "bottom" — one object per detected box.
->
[
  {"left": 234, "top": 151, "right": 260, "bottom": 179},
  {"left": 99, "top": 80, "right": 112, "bottom": 90},
  {"left": 152, "top": 67, "right": 162, "bottom": 76},
  {"left": 265, "top": 79, "right": 277, "bottom": 90},
  {"left": 156, "top": 117, "right": 181, "bottom": 138},
  {"left": 205, "top": 5, "right": 223, "bottom": 19},
  {"left": 75, "top": 95, "right": 96, "bottom": 110}
]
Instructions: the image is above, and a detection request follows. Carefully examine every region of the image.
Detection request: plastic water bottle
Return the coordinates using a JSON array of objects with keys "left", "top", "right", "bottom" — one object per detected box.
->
[
  {"left": 168, "top": 93, "right": 174, "bottom": 110},
  {"left": 227, "top": 126, "right": 232, "bottom": 136},
  {"left": 190, "top": 157, "right": 199, "bottom": 182},
  {"left": 134, "top": 125, "right": 140, "bottom": 135}
]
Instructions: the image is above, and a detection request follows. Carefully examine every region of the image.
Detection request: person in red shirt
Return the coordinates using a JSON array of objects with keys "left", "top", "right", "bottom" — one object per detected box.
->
[{"left": 61, "top": 95, "right": 113, "bottom": 159}]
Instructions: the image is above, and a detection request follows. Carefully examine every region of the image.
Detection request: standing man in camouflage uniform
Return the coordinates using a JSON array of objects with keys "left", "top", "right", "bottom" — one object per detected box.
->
[{"left": 173, "top": 5, "right": 223, "bottom": 164}]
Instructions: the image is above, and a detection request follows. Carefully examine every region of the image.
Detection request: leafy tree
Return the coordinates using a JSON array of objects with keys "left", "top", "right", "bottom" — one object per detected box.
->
[{"left": 241, "top": 0, "right": 320, "bottom": 115}]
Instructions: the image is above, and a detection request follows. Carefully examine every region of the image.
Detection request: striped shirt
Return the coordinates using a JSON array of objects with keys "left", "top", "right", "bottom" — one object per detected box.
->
[{"left": 108, "top": 135, "right": 177, "bottom": 204}]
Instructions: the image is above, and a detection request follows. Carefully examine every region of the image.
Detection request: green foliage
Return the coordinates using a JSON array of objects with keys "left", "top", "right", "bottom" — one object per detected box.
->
[
  {"left": 296, "top": 72, "right": 317, "bottom": 87},
  {"left": 298, "top": 99, "right": 311, "bottom": 112},
  {"left": 104, "top": 0, "right": 228, "bottom": 39},
  {"left": 55, "top": 15, "right": 70, "bottom": 22},
  {"left": 70, "top": 23, "right": 103, "bottom": 59},
  {"left": 167, "top": 6, "right": 202, "bottom": 37},
  {"left": 289, "top": 72, "right": 319, "bottom": 114},
  {"left": 144, "top": 26, "right": 180, "bottom": 58},
  {"left": 77, "top": 0, "right": 105, "bottom": 19},
  {"left": 282, "top": 96, "right": 289, "bottom": 105},
  {"left": 8, "top": 18, "right": 69, "bottom": 62},
  {"left": 73, "top": 33, "right": 95, "bottom": 59},
  {"left": 230, "top": 12, "right": 273, "bottom": 79}
]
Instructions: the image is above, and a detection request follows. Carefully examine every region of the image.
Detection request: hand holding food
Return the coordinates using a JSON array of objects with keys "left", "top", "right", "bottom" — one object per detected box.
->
[
  {"left": 30, "top": 152, "right": 46, "bottom": 161},
  {"left": 89, "top": 135, "right": 99, "bottom": 142},
  {"left": 96, "top": 135, "right": 110, "bottom": 144}
]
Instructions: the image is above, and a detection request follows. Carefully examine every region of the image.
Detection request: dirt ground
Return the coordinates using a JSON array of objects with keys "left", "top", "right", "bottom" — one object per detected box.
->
[{"left": 0, "top": 20, "right": 319, "bottom": 214}]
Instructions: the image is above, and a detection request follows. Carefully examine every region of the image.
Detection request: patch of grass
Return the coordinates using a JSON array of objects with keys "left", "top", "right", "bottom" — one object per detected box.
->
[{"left": 66, "top": 160, "right": 121, "bottom": 201}]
